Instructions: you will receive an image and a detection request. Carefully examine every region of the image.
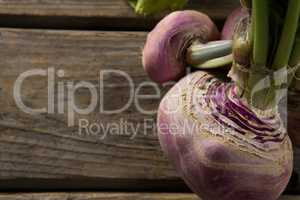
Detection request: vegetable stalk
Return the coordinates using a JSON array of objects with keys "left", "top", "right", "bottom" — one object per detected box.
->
[
  {"left": 241, "top": 0, "right": 272, "bottom": 109},
  {"left": 186, "top": 40, "right": 233, "bottom": 69},
  {"left": 290, "top": 32, "right": 300, "bottom": 90},
  {"left": 273, "top": 0, "right": 300, "bottom": 70},
  {"left": 242, "top": 0, "right": 300, "bottom": 109},
  {"left": 252, "top": 0, "right": 269, "bottom": 67},
  {"left": 129, "top": 0, "right": 188, "bottom": 15}
]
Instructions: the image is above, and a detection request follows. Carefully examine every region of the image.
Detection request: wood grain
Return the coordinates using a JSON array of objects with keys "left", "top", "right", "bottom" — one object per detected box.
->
[
  {"left": 0, "top": 28, "right": 298, "bottom": 192},
  {"left": 0, "top": 193, "right": 297, "bottom": 200},
  {"left": 0, "top": 0, "right": 239, "bottom": 18},
  {"left": 0, "top": 0, "right": 240, "bottom": 30}
]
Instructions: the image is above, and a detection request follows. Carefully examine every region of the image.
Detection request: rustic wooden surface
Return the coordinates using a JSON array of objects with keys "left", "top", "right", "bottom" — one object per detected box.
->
[
  {"left": 0, "top": 193, "right": 297, "bottom": 200},
  {"left": 0, "top": 28, "right": 172, "bottom": 189},
  {"left": 0, "top": 0, "right": 240, "bottom": 30},
  {"left": 0, "top": 28, "right": 299, "bottom": 193}
]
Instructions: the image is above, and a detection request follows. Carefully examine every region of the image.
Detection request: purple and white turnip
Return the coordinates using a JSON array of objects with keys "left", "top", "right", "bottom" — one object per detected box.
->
[
  {"left": 142, "top": 0, "right": 300, "bottom": 199},
  {"left": 143, "top": 10, "right": 220, "bottom": 83},
  {"left": 221, "top": 7, "right": 248, "bottom": 40},
  {"left": 158, "top": 71, "right": 293, "bottom": 200}
]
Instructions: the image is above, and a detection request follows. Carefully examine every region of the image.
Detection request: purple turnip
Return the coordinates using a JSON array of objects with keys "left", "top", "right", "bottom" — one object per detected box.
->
[
  {"left": 143, "top": 10, "right": 220, "bottom": 83},
  {"left": 222, "top": 7, "right": 251, "bottom": 67},
  {"left": 221, "top": 7, "right": 248, "bottom": 40},
  {"left": 158, "top": 71, "right": 293, "bottom": 200},
  {"left": 142, "top": 1, "right": 300, "bottom": 199}
]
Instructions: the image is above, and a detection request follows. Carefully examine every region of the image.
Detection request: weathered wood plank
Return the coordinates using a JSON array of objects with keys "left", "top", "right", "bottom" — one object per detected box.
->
[
  {"left": 0, "top": 0, "right": 238, "bottom": 18},
  {"left": 0, "top": 0, "right": 240, "bottom": 30},
  {"left": 0, "top": 28, "right": 298, "bottom": 192},
  {"left": 0, "top": 193, "right": 297, "bottom": 200},
  {"left": 0, "top": 28, "right": 174, "bottom": 189}
]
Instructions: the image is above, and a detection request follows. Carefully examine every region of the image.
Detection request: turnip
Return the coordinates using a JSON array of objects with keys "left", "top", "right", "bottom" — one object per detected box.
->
[
  {"left": 221, "top": 7, "right": 248, "bottom": 40},
  {"left": 143, "top": 10, "right": 220, "bottom": 83},
  {"left": 142, "top": 0, "right": 300, "bottom": 199},
  {"left": 158, "top": 71, "right": 293, "bottom": 200}
]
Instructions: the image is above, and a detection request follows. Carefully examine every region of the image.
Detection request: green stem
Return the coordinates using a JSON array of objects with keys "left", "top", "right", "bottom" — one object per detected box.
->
[
  {"left": 246, "top": 0, "right": 271, "bottom": 110},
  {"left": 193, "top": 54, "right": 233, "bottom": 69},
  {"left": 289, "top": 31, "right": 300, "bottom": 67},
  {"left": 131, "top": 0, "right": 188, "bottom": 15},
  {"left": 290, "top": 31, "right": 300, "bottom": 88},
  {"left": 240, "top": 0, "right": 251, "bottom": 9},
  {"left": 252, "top": 0, "right": 269, "bottom": 67},
  {"left": 273, "top": 0, "right": 300, "bottom": 70},
  {"left": 185, "top": 40, "right": 234, "bottom": 69}
]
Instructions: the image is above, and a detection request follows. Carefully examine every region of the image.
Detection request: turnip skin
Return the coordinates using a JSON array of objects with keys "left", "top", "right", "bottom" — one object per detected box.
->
[
  {"left": 158, "top": 71, "right": 293, "bottom": 200},
  {"left": 221, "top": 7, "right": 248, "bottom": 40},
  {"left": 143, "top": 10, "right": 219, "bottom": 84}
]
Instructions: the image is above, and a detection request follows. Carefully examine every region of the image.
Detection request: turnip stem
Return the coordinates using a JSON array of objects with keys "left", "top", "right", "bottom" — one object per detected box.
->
[
  {"left": 252, "top": 0, "right": 269, "bottom": 67},
  {"left": 290, "top": 31, "right": 300, "bottom": 88},
  {"left": 289, "top": 32, "right": 300, "bottom": 67},
  {"left": 186, "top": 40, "right": 233, "bottom": 68},
  {"left": 247, "top": 0, "right": 300, "bottom": 109},
  {"left": 273, "top": 0, "right": 300, "bottom": 70},
  {"left": 240, "top": 0, "right": 251, "bottom": 9},
  {"left": 131, "top": 0, "right": 188, "bottom": 15},
  {"left": 193, "top": 54, "right": 233, "bottom": 69},
  {"left": 246, "top": 0, "right": 271, "bottom": 109}
]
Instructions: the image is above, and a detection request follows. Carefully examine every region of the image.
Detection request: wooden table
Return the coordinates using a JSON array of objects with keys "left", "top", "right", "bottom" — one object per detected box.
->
[{"left": 0, "top": 0, "right": 298, "bottom": 199}]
